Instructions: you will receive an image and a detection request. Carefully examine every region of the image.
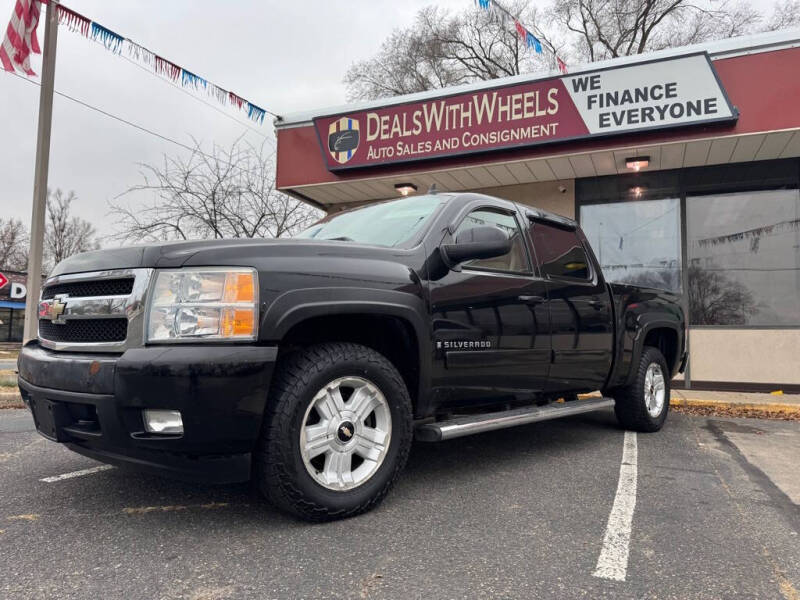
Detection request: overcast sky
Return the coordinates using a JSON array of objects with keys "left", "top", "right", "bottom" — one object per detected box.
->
[
  {"left": 1, "top": 0, "right": 468, "bottom": 241},
  {"left": 0, "top": 0, "right": 780, "bottom": 243}
]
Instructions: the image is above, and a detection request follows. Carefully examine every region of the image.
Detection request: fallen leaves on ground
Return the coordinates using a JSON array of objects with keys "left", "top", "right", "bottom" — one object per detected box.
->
[{"left": 673, "top": 404, "right": 799, "bottom": 421}]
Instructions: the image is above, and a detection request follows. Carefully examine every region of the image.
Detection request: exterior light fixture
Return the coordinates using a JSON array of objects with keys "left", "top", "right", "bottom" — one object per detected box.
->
[
  {"left": 394, "top": 183, "right": 418, "bottom": 196},
  {"left": 629, "top": 185, "right": 646, "bottom": 198},
  {"left": 625, "top": 156, "right": 650, "bottom": 171}
]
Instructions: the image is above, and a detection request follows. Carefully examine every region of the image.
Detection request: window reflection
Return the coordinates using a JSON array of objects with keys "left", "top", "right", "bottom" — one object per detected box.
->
[
  {"left": 531, "top": 223, "right": 591, "bottom": 280},
  {"left": 581, "top": 198, "right": 681, "bottom": 292},
  {"left": 687, "top": 189, "right": 800, "bottom": 326}
]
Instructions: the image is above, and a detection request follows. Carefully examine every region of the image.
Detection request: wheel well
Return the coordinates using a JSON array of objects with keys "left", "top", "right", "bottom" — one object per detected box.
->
[
  {"left": 644, "top": 328, "right": 678, "bottom": 373},
  {"left": 277, "top": 314, "right": 420, "bottom": 408}
]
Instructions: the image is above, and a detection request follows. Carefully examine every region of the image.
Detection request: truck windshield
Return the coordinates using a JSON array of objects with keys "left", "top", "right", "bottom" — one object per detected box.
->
[{"left": 295, "top": 194, "right": 444, "bottom": 247}]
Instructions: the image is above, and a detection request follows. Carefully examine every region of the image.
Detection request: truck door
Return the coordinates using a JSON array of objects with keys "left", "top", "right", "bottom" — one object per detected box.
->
[
  {"left": 429, "top": 205, "right": 551, "bottom": 401},
  {"left": 528, "top": 219, "right": 614, "bottom": 392}
]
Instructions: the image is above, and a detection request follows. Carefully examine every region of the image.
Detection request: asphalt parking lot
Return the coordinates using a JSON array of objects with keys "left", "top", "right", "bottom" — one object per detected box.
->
[{"left": 1, "top": 408, "right": 798, "bottom": 600}]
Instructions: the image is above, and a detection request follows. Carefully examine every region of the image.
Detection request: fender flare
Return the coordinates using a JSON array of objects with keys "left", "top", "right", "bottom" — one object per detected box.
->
[
  {"left": 625, "top": 319, "right": 682, "bottom": 386},
  {"left": 261, "top": 287, "right": 432, "bottom": 410}
]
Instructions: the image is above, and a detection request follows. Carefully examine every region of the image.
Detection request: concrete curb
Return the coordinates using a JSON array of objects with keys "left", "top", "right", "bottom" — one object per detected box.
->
[
  {"left": 581, "top": 392, "right": 800, "bottom": 416},
  {"left": 669, "top": 397, "right": 800, "bottom": 415}
]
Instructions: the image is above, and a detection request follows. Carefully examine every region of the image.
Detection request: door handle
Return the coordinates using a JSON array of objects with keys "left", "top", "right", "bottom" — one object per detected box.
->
[
  {"left": 518, "top": 295, "right": 545, "bottom": 305},
  {"left": 587, "top": 299, "right": 605, "bottom": 309}
]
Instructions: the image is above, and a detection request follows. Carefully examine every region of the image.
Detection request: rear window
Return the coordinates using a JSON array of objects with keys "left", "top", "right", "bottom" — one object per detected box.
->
[{"left": 530, "top": 222, "right": 591, "bottom": 280}]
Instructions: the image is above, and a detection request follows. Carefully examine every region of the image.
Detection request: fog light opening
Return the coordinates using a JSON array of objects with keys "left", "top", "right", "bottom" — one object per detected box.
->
[{"left": 143, "top": 409, "right": 184, "bottom": 434}]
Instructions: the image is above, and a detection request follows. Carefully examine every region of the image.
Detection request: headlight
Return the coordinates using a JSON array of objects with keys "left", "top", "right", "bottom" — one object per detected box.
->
[{"left": 146, "top": 268, "right": 258, "bottom": 342}]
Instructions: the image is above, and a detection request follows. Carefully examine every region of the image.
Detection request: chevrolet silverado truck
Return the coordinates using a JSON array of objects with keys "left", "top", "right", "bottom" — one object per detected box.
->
[{"left": 18, "top": 192, "right": 686, "bottom": 521}]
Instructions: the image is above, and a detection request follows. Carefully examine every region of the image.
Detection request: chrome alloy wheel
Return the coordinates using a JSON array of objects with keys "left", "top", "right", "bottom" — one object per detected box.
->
[
  {"left": 644, "top": 363, "right": 666, "bottom": 417},
  {"left": 299, "top": 376, "right": 392, "bottom": 491}
]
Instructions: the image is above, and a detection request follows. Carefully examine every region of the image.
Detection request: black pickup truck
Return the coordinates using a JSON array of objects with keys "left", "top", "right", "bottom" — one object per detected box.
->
[{"left": 19, "top": 192, "right": 686, "bottom": 520}]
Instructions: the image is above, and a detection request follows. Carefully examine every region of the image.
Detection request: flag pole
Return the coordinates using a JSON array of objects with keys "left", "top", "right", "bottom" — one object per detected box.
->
[{"left": 23, "top": 0, "right": 59, "bottom": 343}]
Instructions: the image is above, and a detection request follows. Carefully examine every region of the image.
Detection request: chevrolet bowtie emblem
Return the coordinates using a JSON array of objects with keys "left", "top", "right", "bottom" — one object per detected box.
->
[{"left": 41, "top": 295, "right": 68, "bottom": 324}]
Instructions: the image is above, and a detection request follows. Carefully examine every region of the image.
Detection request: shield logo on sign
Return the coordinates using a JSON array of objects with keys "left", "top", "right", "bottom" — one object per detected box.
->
[{"left": 327, "top": 117, "right": 360, "bottom": 164}]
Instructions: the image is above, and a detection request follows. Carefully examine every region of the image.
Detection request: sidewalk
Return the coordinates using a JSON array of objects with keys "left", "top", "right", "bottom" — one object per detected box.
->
[{"left": 669, "top": 389, "right": 800, "bottom": 417}]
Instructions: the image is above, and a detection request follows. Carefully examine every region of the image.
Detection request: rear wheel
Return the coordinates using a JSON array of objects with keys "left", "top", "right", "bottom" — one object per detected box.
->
[
  {"left": 613, "top": 346, "right": 670, "bottom": 432},
  {"left": 255, "top": 343, "right": 412, "bottom": 521}
]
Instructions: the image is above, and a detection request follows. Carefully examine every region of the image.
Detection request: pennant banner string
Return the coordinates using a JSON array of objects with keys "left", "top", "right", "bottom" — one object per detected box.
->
[
  {"left": 474, "top": 0, "right": 568, "bottom": 73},
  {"left": 113, "top": 42, "right": 270, "bottom": 139},
  {"left": 57, "top": 5, "right": 90, "bottom": 37},
  {"left": 52, "top": 2, "right": 278, "bottom": 122},
  {"left": 90, "top": 22, "right": 123, "bottom": 54}
]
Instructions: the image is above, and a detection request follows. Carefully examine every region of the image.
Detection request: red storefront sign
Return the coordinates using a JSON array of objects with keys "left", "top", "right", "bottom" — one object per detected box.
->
[{"left": 313, "top": 53, "right": 737, "bottom": 172}]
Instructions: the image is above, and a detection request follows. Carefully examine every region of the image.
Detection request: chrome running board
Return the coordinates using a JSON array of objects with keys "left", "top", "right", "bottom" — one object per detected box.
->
[{"left": 415, "top": 397, "right": 615, "bottom": 442}]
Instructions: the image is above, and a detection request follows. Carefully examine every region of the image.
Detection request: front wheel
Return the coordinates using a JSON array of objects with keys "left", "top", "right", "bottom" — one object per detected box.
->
[
  {"left": 613, "top": 346, "right": 670, "bottom": 432},
  {"left": 255, "top": 343, "right": 413, "bottom": 521}
]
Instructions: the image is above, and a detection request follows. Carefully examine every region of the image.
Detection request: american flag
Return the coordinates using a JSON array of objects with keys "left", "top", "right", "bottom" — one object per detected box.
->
[{"left": 1, "top": 0, "right": 43, "bottom": 75}]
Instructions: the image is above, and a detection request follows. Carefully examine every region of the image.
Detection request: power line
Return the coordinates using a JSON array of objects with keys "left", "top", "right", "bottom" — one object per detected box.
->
[
  {"left": 624, "top": 204, "right": 679, "bottom": 236},
  {"left": 5, "top": 69, "right": 269, "bottom": 175}
]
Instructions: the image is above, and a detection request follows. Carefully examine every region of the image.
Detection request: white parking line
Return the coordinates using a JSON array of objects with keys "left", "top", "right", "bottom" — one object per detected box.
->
[
  {"left": 40, "top": 464, "right": 115, "bottom": 483},
  {"left": 593, "top": 430, "right": 638, "bottom": 582}
]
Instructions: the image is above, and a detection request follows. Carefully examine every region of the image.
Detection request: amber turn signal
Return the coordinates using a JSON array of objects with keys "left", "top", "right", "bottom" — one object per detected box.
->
[
  {"left": 224, "top": 272, "right": 255, "bottom": 303},
  {"left": 221, "top": 307, "right": 257, "bottom": 338}
]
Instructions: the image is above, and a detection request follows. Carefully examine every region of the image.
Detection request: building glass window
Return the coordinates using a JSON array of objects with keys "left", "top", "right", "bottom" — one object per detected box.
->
[
  {"left": 9, "top": 309, "right": 24, "bottom": 342},
  {"left": 687, "top": 189, "right": 800, "bottom": 326},
  {"left": 581, "top": 198, "right": 682, "bottom": 292},
  {"left": 0, "top": 308, "right": 11, "bottom": 342}
]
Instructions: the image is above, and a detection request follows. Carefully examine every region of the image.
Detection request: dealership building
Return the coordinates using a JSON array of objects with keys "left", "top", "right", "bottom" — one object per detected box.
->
[
  {"left": 0, "top": 271, "right": 29, "bottom": 343},
  {"left": 275, "top": 29, "right": 800, "bottom": 392}
]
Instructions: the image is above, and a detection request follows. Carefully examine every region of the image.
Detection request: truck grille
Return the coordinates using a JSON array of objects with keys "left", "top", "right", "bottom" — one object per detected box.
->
[
  {"left": 39, "top": 319, "right": 128, "bottom": 343},
  {"left": 38, "top": 268, "right": 151, "bottom": 352},
  {"left": 41, "top": 278, "right": 134, "bottom": 300}
]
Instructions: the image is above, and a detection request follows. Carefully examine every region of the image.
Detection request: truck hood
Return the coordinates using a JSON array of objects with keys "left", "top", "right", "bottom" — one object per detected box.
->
[{"left": 50, "top": 238, "right": 411, "bottom": 277}]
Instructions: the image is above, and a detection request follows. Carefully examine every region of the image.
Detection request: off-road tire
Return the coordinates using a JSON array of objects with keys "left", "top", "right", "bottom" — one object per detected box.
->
[
  {"left": 255, "top": 343, "right": 413, "bottom": 521},
  {"left": 613, "top": 346, "right": 670, "bottom": 432}
]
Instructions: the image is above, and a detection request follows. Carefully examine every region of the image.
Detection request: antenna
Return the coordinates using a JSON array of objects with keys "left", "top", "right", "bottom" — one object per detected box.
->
[{"left": 428, "top": 183, "right": 438, "bottom": 194}]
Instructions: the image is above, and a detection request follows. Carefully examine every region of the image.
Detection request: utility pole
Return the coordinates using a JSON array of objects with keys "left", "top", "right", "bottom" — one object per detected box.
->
[{"left": 23, "top": 0, "right": 59, "bottom": 343}]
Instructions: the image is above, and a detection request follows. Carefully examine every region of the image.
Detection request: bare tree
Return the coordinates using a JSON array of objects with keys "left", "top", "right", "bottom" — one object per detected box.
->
[
  {"left": 0, "top": 218, "right": 28, "bottom": 271},
  {"left": 688, "top": 265, "right": 759, "bottom": 325},
  {"left": 109, "top": 138, "right": 320, "bottom": 243},
  {"left": 45, "top": 189, "right": 99, "bottom": 271},
  {"left": 344, "top": 2, "right": 555, "bottom": 101},
  {"left": 345, "top": 1, "right": 800, "bottom": 100},
  {"left": 763, "top": 0, "right": 800, "bottom": 30},
  {"left": 554, "top": 0, "right": 769, "bottom": 61}
]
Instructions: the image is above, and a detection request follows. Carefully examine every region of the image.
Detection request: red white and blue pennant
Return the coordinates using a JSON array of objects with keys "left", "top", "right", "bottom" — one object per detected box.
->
[
  {"left": 54, "top": 4, "right": 270, "bottom": 123},
  {"left": 1, "top": 0, "right": 270, "bottom": 124},
  {"left": 475, "top": 0, "right": 568, "bottom": 73}
]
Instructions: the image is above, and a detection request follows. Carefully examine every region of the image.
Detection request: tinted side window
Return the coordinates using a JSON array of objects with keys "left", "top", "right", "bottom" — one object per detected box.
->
[
  {"left": 454, "top": 208, "right": 529, "bottom": 273},
  {"left": 531, "top": 221, "right": 591, "bottom": 280}
]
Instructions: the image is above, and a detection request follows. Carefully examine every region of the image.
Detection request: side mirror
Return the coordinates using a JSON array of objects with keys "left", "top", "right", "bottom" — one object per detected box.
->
[{"left": 441, "top": 225, "right": 512, "bottom": 266}]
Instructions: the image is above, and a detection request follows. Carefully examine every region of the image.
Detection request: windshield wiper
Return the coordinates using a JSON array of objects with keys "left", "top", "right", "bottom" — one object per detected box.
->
[{"left": 323, "top": 236, "right": 355, "bottom": 242}]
